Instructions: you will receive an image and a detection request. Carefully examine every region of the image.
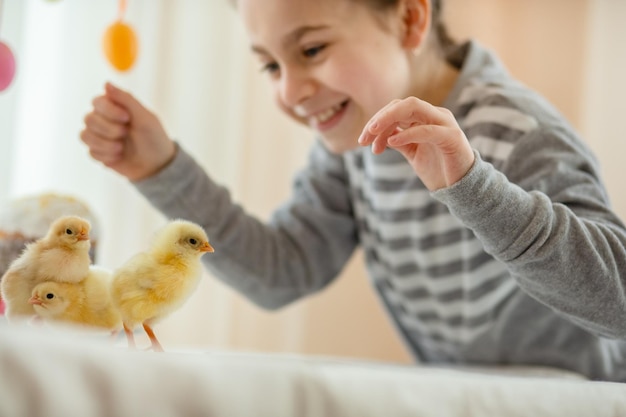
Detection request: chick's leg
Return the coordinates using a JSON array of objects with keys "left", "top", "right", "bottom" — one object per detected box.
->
[
  {"left": 28, "top": 315, "right": 44, "bottom": 327},
  {"left": 109, "top": 329, "right": 120, "bottom": 344},
  {"left": 123, "top": 323, "right": 137, "bottom": 349},
  {"left": 143, "top": 322, "right": 164, "bottom": 352}
]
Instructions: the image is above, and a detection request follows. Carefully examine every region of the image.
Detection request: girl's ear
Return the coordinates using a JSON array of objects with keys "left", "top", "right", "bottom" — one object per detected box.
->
[{"left": 400, "top": 0, "right": 430, "bottom": 49}]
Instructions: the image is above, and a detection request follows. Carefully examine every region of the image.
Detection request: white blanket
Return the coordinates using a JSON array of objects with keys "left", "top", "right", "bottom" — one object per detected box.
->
[{"left": 1, "top": 323, "right": 625, "bottom": 417}]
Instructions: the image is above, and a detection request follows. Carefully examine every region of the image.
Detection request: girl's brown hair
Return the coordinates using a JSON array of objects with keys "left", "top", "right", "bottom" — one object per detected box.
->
[{"left": 229, "top": 0, "right": 456, "bottom": 56}]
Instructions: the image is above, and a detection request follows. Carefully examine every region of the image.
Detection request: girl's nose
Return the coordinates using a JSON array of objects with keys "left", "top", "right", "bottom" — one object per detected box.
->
[{"left": 277, "top": 67, "right": 315, "bottom": 108}]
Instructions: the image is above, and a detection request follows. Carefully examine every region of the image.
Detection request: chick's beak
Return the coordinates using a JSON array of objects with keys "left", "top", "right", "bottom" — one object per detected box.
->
[
  {"left": 29, "top": 296, "right": 43, "bottom": 306},
  {"left": 77, "top": 228, "right": 90, "bottom": 241},
  {"left": 200, "top": 242, "right": 215, "bottom": 253}
]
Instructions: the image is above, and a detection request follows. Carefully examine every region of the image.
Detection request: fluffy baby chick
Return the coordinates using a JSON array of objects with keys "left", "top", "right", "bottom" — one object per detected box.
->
[
  {"left": 29, "top": 266, "right": 121, "bottom": 333},
  {"left": 1, "top": 215, "right": 92, "bottom": 321},
  {"left": 111, "top": 219, "right": 214, "bottom": 351}
]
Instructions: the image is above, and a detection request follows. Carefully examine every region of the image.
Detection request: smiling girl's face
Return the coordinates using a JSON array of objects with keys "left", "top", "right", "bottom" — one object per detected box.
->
[{"left": 239, "top": 0, "right": 421, "bottom": 154}]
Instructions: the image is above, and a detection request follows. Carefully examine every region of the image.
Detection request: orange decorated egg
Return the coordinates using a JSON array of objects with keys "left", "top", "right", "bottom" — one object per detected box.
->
[{"left": 102, "top": 21, "right": 137, "bottom": 71}]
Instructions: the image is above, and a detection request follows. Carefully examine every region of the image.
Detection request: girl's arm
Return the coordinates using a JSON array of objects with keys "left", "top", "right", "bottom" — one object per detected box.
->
[
  {"left": 133, "top": 141, "right": 359, "bottom": 310},
  {"left": 361, "top": 96, "right": 626, "bottom": 339},
  {"left": 434, "top": 128, "right": 626, "bottom": 339}
]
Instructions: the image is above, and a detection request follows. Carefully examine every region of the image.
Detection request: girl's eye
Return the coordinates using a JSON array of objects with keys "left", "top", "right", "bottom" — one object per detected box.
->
[
  {"left": 46, "top": 293, "right": 54, "bottom": 299},
  {"left": 261, "top": 61, "right": 280, "bottom": 74},
  {"left": 303, "top": 44, "right": 326, "bottom": 58},
  {"left": 65, "top": 229, "right": 73, "bottom": 235}
]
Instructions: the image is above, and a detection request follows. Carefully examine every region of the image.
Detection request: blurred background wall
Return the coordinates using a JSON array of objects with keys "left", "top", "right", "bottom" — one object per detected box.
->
[{"left": 1, "top": 0, "right": 624, "bottom": 363}]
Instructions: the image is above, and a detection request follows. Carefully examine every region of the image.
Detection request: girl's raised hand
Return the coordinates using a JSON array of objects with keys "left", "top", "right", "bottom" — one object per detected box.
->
[
  {"left": 80, "top": 82, "right": 176, "bottom": 182},
  {"left": 358, "top": 97, "right": 475, "bottom": 191}
]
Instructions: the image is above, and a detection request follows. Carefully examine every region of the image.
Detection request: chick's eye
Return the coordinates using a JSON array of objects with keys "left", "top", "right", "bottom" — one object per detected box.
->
[
  {"left": 65, "top": 229, "right": 73, "bottom": 235},
  {"left": 46, "top": 293, "right": 54, "bottom": 299},
  {"left": 189, "top": 238, "right": 198, "bottom": 245}
]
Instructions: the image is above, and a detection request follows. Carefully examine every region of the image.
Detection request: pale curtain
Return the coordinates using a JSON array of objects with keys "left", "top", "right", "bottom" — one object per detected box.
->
[{"left": 1, "top": 0, "right": 625, "bottom": 364}]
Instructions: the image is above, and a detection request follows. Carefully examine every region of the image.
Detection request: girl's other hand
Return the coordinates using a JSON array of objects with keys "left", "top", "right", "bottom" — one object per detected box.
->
[
  {"left": 80, "top": 82, "right": 176, "bottom": 182},
  {"left": 358, "top": 97, "right": 475, "bottom": 191}
]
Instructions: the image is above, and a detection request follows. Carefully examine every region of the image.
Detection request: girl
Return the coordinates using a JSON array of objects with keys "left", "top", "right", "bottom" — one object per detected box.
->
[{"left": 81, "top": 0, "right": 626, "bottom": 381}]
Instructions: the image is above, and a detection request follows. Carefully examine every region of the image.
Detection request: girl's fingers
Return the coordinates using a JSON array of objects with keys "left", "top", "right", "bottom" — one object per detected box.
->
[
  {"left": 89, "top": 148, "right": 123, "bottom": 166},
  {"left": 83, "top": 111, "right": 128, "bottom": 141},
  {"left": 92, "top": 95, "right": 130, "bottom": 123},
  {"left": 80, "top": 128, "right": 124, "bottom": 157},
  {"left": 371, "top": 124, "right": 400, "bottom": 154},
  {"left": 367, "top": 97, "right": 448, "bottom": 134},
  {"left": 359, "top": 97, "right": 461, "bottom": 154},
  {"left": 387, "top": 124, "right": 455, "bottom": 147},
  {"left": 357, "top": 100, "right": 399, "bottom": 146},
  {"left": 358, "top": 97, "right": 450, "bottom": 148},
  {"left": 104, "top": 82, "right": 146, "bottom": 117}
]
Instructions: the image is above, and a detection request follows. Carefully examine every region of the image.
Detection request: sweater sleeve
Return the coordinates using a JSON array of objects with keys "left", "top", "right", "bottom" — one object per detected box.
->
[
  {"left": 432, "top": 127, "right": 626, "bottom": 339},
  {"left": 132, "top": 142, "right": 358, "bottom": 310}
]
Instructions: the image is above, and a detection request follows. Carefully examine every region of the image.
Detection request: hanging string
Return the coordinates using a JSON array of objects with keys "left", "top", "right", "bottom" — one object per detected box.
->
[
  {"left": 117, "top": 0, "right": 127, "bottom": 21},
  {"left": 0, "top": 0, "right": 4, "bottom": 36}
]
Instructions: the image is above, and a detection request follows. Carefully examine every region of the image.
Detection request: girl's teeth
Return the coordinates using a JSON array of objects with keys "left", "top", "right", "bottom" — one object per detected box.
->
[{"left": 314, "top": 103, "right": 343, "bottom": 123}]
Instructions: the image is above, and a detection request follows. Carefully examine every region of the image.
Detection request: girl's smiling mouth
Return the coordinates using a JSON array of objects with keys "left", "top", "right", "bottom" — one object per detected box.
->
[{"left": 300, "top": 100, "right": 349, "bottom": 131}]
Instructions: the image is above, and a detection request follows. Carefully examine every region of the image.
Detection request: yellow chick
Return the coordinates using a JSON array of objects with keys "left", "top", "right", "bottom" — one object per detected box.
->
[
  {"left": 111, "top": 219, "right": 214, "bottom": 351},
  {"left": 28, "top": 266, "right": 122, "bottom": 333},
  {"left": 0, "top": 215, "right": 92, "bottom": 322}
]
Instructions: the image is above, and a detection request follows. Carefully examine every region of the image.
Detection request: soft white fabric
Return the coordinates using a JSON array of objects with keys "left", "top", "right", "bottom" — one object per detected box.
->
[{"left": 1, "top": 323, "right": 625, "bottom": 417}]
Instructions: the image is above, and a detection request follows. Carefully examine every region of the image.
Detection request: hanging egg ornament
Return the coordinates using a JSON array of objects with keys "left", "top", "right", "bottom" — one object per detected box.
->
[
  {"left": 0, "top": 41, "right": 15, "bottom": 92},
  {"left": 103, "top": 21, "right": 137, "bottom": 71}
]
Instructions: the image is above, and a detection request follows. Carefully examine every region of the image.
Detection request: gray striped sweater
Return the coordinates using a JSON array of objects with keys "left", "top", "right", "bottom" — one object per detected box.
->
[{"left": 135, "top": 41, "right": 626, "bottom": 381}]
